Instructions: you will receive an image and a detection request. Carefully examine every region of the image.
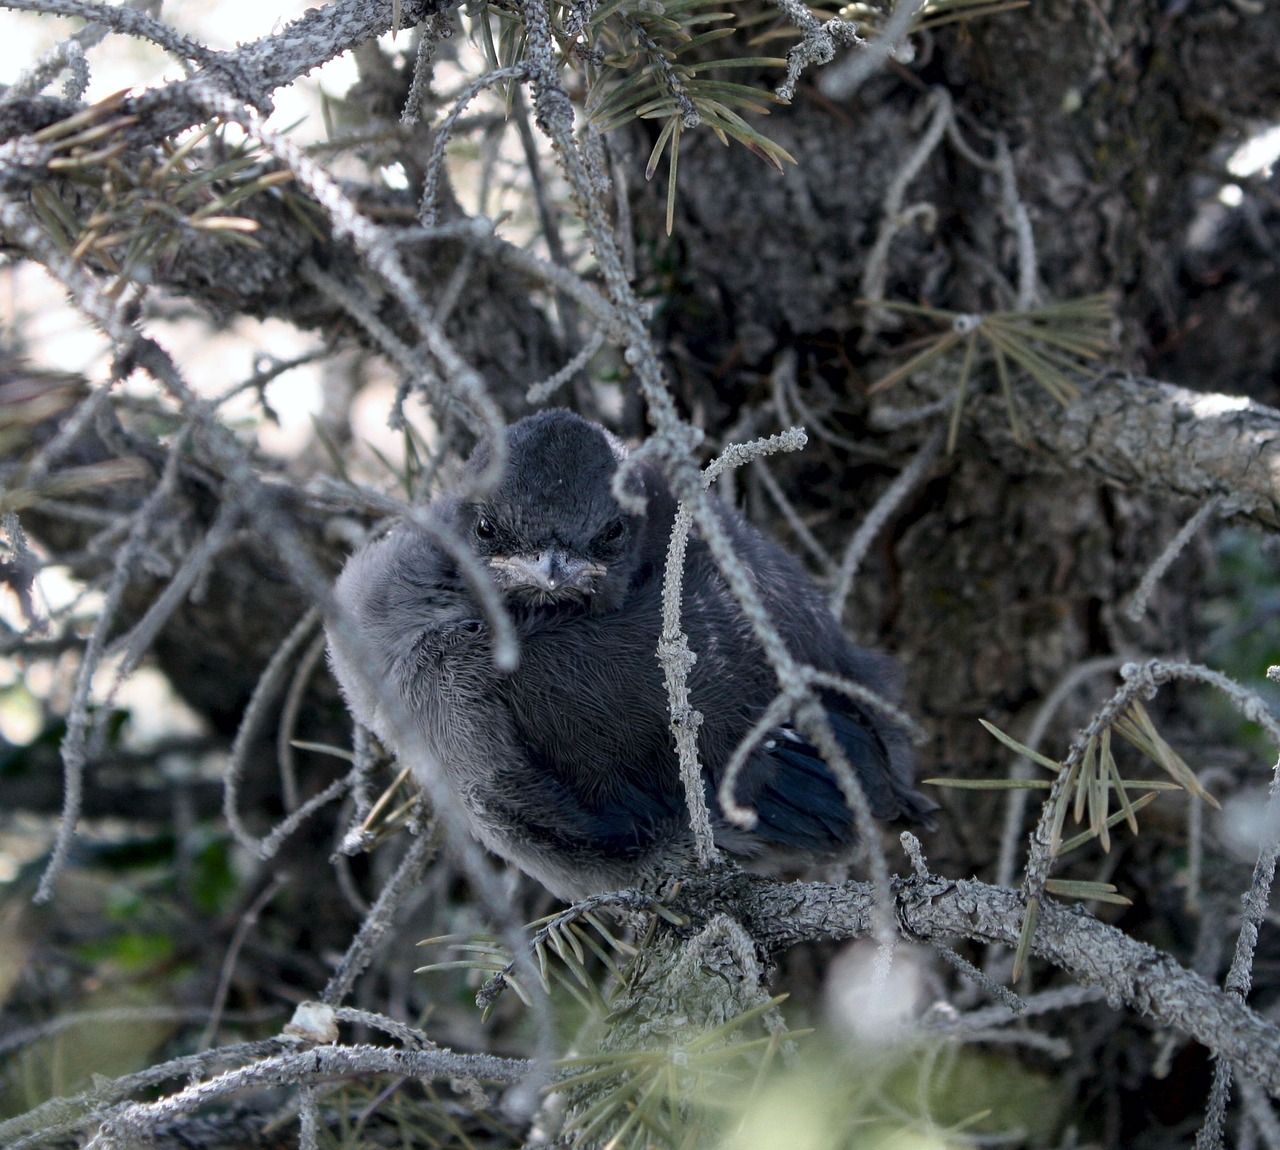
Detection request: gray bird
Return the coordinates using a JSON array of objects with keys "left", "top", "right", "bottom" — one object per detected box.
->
[{"left": 327, "top": 409, "right": 933, "bottom": 899}]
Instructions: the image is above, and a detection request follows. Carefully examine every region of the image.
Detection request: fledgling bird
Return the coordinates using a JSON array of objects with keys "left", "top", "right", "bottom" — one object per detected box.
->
[{"left": 327, "top": 409, "right": 933, "bottom": 900}]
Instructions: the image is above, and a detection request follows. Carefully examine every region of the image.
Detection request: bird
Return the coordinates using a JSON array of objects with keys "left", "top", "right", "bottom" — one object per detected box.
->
[{"left": 326, "top": 409, "right": 934, "bottom": 900}]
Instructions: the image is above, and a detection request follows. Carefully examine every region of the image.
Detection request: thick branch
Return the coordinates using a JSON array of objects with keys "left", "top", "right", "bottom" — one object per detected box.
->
[
  {"left": 0, "top": 0, "right": 442, "bottom": 134},
  {"left": 671, "top": 870, "right": 1280, "bottom": 1097},
  {"left": 83, "top": 1045, "right": 534, "bottom": 1148},
  {"left": 951, "top": 371, "right": 1280, "bottom": 530}
]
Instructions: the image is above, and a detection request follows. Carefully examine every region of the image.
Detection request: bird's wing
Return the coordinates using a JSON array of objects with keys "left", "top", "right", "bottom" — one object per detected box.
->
[
  {"left": 688, "top": 506, "right": 937, "bottom": 844},
  {"left": 738, "top": 709, "right": 887, "bottom": 849}
]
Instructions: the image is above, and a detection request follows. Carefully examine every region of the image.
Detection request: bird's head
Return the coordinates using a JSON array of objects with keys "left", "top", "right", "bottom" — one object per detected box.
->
[{"left": 460, "top": 410, "right": 647, "bottom": 611}]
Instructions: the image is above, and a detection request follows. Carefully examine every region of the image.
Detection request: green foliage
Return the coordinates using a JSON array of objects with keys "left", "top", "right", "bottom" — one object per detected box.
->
[
  {"left": 467, "top": 0, "right": 1015, "bottom": 234},
  {"left": 866, "top": 296, "right": 1114, "bottom": 452},
  {"left": 419, "top": 897, "right": 679, "bottom": 1019},
  {"left": 934, "top": 704, "right": 1221, "bottom": 979},
  {"left": 421, "top": 907, "right": 787, "bottom": 1147},
  {"left": 720, "top": 1039, "right": 1062, "bottom": 1150},
  {"left": 470, "top": 0, "right": 790, "bottom": 233},
  {"left": 974, "top": 705, "right": 1214, "bottom": 858},
  {"left": 75, "top": 930, "right": 175, "bottom": 974},
  {"left": 25, "top": 93, "right": 311, "bottom": 297},
  {"left": 189, "top": 835, "right": 239, "bottom": 916},
  {"left": 560, "top": 1028, "right": 1066, "bottom": 1149},
  {"left": 418, "top": 903, "right": 1067, "bottom": 1148},
  {"left": 560, "top": 997, "right": 788, "bottom": 1149}
]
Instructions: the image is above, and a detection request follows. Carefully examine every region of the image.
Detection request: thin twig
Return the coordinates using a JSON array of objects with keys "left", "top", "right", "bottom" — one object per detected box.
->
[
  {"left": 1125, "top": 497, "right": 1222, "bottom": 622},
  {"left": 33, "top": 425, "right": 194, "bottom": 903},
  {"left": 196, "top": 874, "right": 289, "bottom": 1053},
  {"left": 829, "top": 426, "right": 944, "bottom": 618},
  {"left": 83, "top": 1045, "right": 538, "bottom": 1148},
  {"left": 420, "top": 65, "right": 531, "bottom": 227},
  {"left": 322, "top": 824, "right": 439, "bottom": 1007},
  {"left": 817, "top": 0, "right": 926, "bottom": 100},
  {"left": 1196, "top": 742, "right": 1280, "bottom": 1149},
  {"left": 859, "top": 87, "right": 952, "bottom": 340},
  {"left": 277, "top": 630, "right": 332, "bottom": 813},
  {"left": 224, "top": 607, "right": 325, "bottom": 854}
]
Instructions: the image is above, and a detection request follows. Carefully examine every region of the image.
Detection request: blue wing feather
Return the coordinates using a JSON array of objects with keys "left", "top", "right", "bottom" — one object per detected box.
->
[{"left": 745, "top": 707, "right": 904, "bottom": 850}]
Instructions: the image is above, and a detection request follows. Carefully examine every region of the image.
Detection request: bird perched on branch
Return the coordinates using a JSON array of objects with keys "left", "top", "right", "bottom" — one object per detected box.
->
[{"left": 327, "top": 409, "right": 933, "bottom": 899}]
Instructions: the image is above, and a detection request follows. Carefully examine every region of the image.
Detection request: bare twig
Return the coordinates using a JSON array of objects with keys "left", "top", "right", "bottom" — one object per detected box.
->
[
  {"left": 224, "top": 607, "right": 326, "bottom": 855},
  {"left": 276, "top": 630, "right": 330, "bottom": 813},
  {"left": 33, "top": 425, "right": 194, "bottom": 902},
  {"left": 420, "top": 65, "right": 531, "bottom": 227},
  {"left": 1125, "top": 497, "right": 1223, "bottom": 622},
  {"left": 859, "top": 88, "right": 952, "bottom": 340},
  {"left": 816, "top": 0, "right": 926, "bottom": 100},
  {"left": 83, "top": 1045, "right": 537, "bottom": 1148},
  {"left": 196, "top": 874, "right": 289, "bottom": 1053},
  {"left": 1195, "top": 744, "right": 1280, "bottom": 1149},
  {"left": 322, "top": 824, "right": 439, "bottom": 1007},
  {"left": 829, "top": 425, "right": 944, "bottom": 619}
]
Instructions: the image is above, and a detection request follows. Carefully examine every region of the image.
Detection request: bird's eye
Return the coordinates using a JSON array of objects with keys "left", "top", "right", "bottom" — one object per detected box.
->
[
  {"left": 475, "top": 516, "right": 496, "bottom": 541},
  {"left": 596, "top": 519, "right": 627, "bottom": 546}
]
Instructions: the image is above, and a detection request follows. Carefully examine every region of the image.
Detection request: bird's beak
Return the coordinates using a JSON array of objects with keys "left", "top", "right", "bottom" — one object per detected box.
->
[{"left": 489, "top": 550, "right": 604, "bottom": 597}]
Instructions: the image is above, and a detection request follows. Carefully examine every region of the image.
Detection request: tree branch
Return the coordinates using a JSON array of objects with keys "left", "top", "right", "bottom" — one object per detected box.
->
[
  {"left": 671, "top": 867, "right": 1280, "bottom": 1098},
  {"left": 938, "top": 370, "right": 1280, "bottom": 529}
]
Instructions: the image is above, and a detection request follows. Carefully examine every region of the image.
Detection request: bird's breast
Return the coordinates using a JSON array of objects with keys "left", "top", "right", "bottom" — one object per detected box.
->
[{"left": 496, "top": 603, "right": 674, "bottom": 797}]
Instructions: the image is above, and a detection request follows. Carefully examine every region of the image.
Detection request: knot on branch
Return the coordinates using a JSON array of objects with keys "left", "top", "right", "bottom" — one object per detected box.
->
[
  {"left": 531, "top": 85, "right": 575, "bottom": 136},
  {"left": 778, "top": 19, "right": 865, "bottom": 101},
  {"left": 657, "top": 635, "right": 697, "bottom": 678}
]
